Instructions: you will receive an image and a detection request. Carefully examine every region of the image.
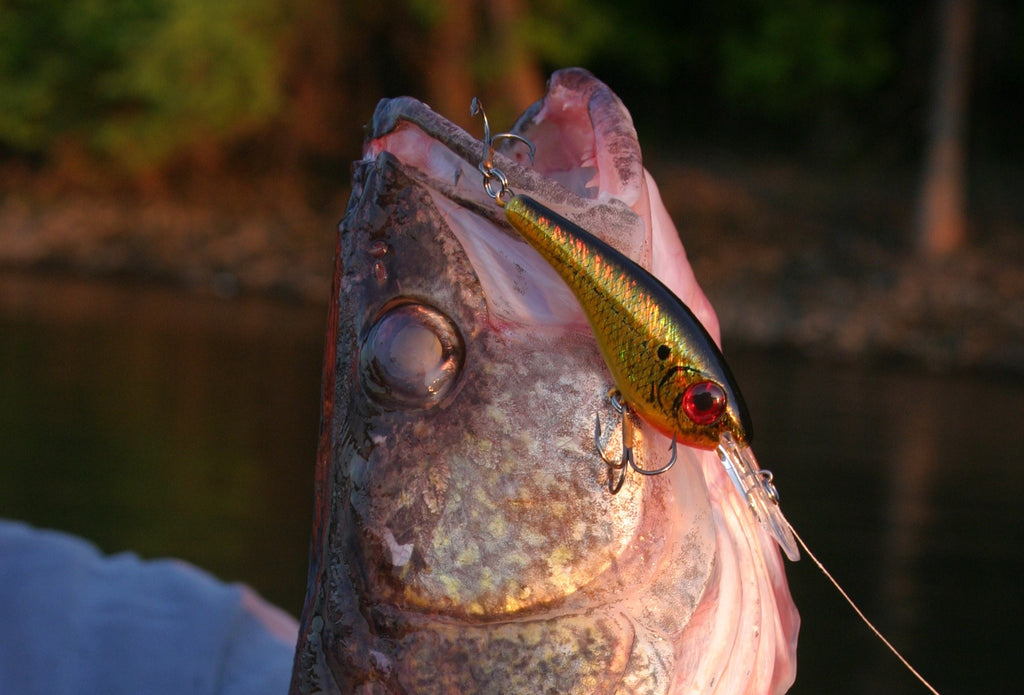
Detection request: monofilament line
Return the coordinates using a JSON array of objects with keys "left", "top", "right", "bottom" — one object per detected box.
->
[{"left": 789, "top": 524, "right": 942, "bottom": 695}]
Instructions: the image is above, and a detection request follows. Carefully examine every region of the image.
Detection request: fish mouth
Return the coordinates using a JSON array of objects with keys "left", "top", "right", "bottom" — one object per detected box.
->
[{"left": 364, "top": 72, "right": 653, "bottom": 334}]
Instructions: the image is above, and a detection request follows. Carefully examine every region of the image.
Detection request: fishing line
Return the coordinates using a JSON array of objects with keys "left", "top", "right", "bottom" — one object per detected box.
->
[{"left": 788, "top": 524, "right": 942, "bottom": 695}]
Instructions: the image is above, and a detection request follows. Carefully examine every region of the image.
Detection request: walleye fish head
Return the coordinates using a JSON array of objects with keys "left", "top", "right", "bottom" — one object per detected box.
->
[{"left": 291, "top": 69, "right": 798, "bottom": 695}]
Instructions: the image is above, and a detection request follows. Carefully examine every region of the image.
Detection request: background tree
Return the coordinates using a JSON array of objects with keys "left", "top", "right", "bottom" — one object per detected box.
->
[
  {"left": 0, "top": 0, "right": 290, "bottom": 179},
  {"left": 914, "top": 0, "right": 976, "bottom": 257},
  {"left": 0, "top": 0, "right": 1020, "bottom": 243}
]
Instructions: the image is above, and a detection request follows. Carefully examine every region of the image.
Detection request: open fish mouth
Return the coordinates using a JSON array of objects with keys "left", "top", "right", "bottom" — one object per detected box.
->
[
  {"left": 364, "top": 77, "right": 652, "bottom": 334},
  {"left": 290, "top": 69, "right": 798, "bottom": 695}
]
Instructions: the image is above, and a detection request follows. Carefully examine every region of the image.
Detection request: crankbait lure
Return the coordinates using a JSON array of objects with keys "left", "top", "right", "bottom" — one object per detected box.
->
[
  {"left": 504, "top": 193, "right": 800, "bottom": 561},
  {"left": 469, "top": 98, "right": 798, "bottom": 560}
]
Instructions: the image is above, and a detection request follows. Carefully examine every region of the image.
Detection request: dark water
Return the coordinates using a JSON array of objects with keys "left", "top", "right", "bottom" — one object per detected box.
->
[
  {"left": 0, "top": 275, "right": 323, "bottom": 619},
  {"left": 1, "top": 274, "right": 1020, "bottom": 694}
]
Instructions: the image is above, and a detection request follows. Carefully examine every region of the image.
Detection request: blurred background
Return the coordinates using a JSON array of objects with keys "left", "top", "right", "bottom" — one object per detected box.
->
[{"left": 1, "top": 0, "right": 1021, "bottom": 693}]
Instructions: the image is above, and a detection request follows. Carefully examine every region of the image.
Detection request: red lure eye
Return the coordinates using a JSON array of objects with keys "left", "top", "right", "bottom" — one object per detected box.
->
[{"left": 682, "top": 381, "right": 727, "bottom": 425}]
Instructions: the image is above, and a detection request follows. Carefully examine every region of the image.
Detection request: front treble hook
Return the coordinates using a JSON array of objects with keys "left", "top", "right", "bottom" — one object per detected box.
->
[
  {"left": 470, "top": 97, "right": 535, "bottom": 205},
  {"left": 594, "top": 390, "right": 678, "bottom": 494}
]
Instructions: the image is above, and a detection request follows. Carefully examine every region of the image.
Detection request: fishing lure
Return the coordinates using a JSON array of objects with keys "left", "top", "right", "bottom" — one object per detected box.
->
[
  {"left": 505, "top": 192, "right": 798, "bottom": 560},
  {"left": 470, "top": 99, "right": 798, "bottom": 560}
]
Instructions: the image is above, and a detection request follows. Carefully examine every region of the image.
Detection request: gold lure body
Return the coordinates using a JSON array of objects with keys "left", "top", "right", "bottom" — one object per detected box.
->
[
  {"left": 504, "top": 194, "right": 800, "bottom": 560},
  {"left": 504, "top": 195, "right": 752, "bottom": 451}
]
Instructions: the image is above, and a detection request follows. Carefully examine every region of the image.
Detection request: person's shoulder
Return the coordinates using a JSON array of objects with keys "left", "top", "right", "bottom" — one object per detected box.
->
[{"left": 0, "top": 520, "right": 298, "bottom": 695}]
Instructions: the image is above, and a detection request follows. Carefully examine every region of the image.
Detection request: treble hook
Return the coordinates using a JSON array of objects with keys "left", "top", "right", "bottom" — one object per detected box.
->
[
  {"left": 470, "top": 97, "right": 535, "bottom": 205},
  {"left": 594, "top": 391, "right": 632, "bottom": 494},
  {"left": 594, "top": 390, "right": 678, "bottom": 494}
]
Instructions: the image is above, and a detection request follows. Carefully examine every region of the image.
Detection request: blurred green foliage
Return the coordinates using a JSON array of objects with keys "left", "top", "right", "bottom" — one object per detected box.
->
[
  {"left": 0, "top": 0, "right": 289, "bottom": 170},
  {"left": 520, "top": 0, "right": 620, "bottom": 69},
  {"left": 94, "top": 0, "right": 288, "bottom": 168},
  {"left": 719, "top": 0, "right": 892, "bottom": 116},
  {"left": 519, "top": 0, "right": 902, "bottom": 151},
  {"left": 0, "top": 0, "right": 154, "bottom": 152},
  {"left": 0, "top": 0, "right": 1019, "bottom": 173}
]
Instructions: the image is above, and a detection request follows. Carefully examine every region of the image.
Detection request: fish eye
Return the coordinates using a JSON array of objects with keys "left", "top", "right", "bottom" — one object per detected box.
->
[
  {"left": 681, "top": 380, "right": 727, "bottom": 426},
  {"left": 359, "top": 302, "right": 464, "bottom": 409}
]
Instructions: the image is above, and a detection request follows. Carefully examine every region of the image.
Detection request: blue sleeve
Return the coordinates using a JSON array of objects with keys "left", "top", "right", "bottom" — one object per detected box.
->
[{"left": 0, "top": 520, "right": 298, "bottom": 695}]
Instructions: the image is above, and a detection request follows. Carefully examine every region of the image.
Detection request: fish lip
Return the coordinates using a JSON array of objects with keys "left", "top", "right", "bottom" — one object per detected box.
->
[
  {"left": 367, "top": 96, "right": 544, "bottom": 207},
  {"left": 360, "top": 143, "right": 626, "bottom": 332},
  {"left": 366, "top": 600, "right": 561, "bottom": 635},
  {"left": 363, "top": 76, "right": 658, "bottom": 333},
  {"left": 509, "top": 68, "right": 645, "bottom": 209}
]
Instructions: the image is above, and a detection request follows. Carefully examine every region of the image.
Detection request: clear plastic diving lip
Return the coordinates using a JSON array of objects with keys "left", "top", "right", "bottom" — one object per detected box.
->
[{"left": 717, "top": 431, "right": 800, "bottom": 561}]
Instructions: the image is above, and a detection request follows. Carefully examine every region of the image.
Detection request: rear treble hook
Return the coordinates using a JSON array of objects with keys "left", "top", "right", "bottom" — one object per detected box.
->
[
  {"left": 594, "top": 390, "right": 678, "bottom": 494},
  {"left": 470, "top": 97, "right": 535, "bottom": 205}
]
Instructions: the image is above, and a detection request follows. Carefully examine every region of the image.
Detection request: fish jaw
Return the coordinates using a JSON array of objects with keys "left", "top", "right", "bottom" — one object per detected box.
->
[{"left": 290, "top": 69, "right": 798, "bottom": 694}]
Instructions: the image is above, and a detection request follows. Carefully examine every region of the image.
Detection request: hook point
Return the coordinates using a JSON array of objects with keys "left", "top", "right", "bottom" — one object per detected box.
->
[{"left": 594, "top": 391, "right": 677, "bottom": 493}]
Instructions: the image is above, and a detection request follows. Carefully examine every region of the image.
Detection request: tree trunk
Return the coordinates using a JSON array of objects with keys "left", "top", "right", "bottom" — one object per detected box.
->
[
  {"left": 422, "top": 0, "right": 543, "bottom": 130},
  {"left": 423, "top": 0, "right": 478, "bottom": 130},
  {"left": 486, "top": 0, "right": 544, "bottom": 114},
  {"left": 914, "top": 0, "right": 976, "bottom": 257}
]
